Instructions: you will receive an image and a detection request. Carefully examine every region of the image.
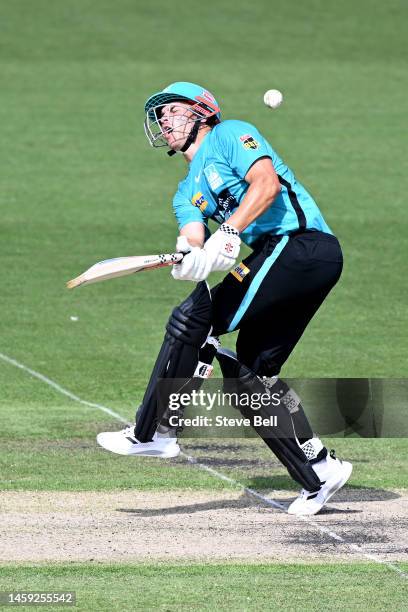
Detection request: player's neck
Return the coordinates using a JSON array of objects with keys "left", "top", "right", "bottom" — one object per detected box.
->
[{"left": 182, "top": 127, "right": 212, "bottom": 163}]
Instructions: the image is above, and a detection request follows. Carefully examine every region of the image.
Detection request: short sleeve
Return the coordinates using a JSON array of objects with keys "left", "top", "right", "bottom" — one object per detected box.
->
[
  {"left": 214, "top": 120, "right": 271, "bottom": 178},
  {"left": 173, "top": 188, "right": 205, "bottom": 231}
]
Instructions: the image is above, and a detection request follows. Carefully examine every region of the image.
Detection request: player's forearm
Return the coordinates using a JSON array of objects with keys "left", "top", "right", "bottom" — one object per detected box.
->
[
  {"left": 226, "top": 178, "right": 280, "bottom": 233},
  {"left": 180, "top": 221, "right": 205, "bottom": 247}
]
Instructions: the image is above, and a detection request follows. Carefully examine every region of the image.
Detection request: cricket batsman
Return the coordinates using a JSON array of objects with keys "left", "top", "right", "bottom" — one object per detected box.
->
[{"left": 97, "top": 82, "right": 352, "bottom": 515}]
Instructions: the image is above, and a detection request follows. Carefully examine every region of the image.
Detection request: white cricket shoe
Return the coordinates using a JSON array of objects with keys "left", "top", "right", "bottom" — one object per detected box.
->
[
  {"left": 96, "top": 426, "right": 180, "bottom": 458},
  {"left": 287, "top": 450, "right": 353, "bottom": 516}
]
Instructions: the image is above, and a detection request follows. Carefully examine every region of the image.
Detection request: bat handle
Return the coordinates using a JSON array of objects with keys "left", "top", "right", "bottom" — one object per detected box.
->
[{"left": 174, "top": 252, "right": 186, "bottom": 262}]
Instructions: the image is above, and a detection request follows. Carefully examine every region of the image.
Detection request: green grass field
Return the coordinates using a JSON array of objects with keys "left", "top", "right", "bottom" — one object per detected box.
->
[
  {"left": 1, "top": 564, "right": 407, "bottom": 611},
  {"left": 1, "top": 0, "right": 407, "bottom": 610}
]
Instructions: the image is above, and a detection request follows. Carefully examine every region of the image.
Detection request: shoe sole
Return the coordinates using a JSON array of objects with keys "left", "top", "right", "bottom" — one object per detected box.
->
[
  {"left": 323, "top": 461, "right": 353, "bottom": 506},
  {"left": 128, "top": 448, "right": 180, "bottom": 458},
  {"left": 288, "top": 462, "right": 353, "bottom": 516},
  {"left": 98, "top": 445, "right": 180, "bottom": 458},
  {"left": 96, "top": 435, "right": 180, "bottom": 458}
]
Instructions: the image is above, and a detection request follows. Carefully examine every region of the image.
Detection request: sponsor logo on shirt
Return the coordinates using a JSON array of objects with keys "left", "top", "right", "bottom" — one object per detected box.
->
[
  {"left": 240, "top": 134, "right": 260, "bottom": 150},
  {"left": 191, "top": 191, "right": 208, "bottom": 212},
  {"left": 204, "top": 164, "right": 223, "bottom": 190},
  {"left": 231, "top": 262, "right": 250, "bottom": 282},
  {"left": 217, "top": 188, "right": 239, "bottom": 213}
]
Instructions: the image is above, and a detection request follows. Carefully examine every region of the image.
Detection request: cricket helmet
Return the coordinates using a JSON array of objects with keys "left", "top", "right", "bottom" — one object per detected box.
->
[{"left": 144, "top": 82, "right": 221, "bottom": 153}]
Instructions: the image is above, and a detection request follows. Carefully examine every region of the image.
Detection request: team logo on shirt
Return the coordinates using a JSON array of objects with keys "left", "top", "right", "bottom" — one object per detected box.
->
[
  {"left": 204, "top": 164, "right": 223, "bottom": 190},
  {"left": 231, "top": 262, "right": 250, "bottom": 282},
  {"left": 240, "top": 134, "right": 260, "bottom": 150},
  {"left": 191, "top": 191, "right": 208, "bottom": 212}
]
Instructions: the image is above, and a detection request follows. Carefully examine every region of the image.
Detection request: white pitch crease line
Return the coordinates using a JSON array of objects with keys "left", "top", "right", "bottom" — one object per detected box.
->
[
  {"left": 0, "top": 352, "right": 129, "bottom": 425},
  {"left": 0, "top": 351, "right": 406, "bottom": 579},
  {"left": 180, "top": 451, "right": 286, "bottom": 512},
  {"left": 182, "top": 451, "right": 407, "bottom": 578}
]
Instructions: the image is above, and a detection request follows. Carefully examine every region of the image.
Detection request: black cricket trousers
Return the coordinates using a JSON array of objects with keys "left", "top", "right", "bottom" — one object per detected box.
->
[{"left": 211, "top": 230, "right": 343, "bottom": 376}]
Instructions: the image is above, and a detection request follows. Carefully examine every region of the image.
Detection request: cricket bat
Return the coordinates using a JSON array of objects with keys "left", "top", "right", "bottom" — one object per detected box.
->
[{"left": 66, "top": 252, "right": 184, "bottom": 289}]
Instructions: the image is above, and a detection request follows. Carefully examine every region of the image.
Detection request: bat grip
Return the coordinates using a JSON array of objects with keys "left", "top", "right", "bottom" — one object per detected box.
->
[{"left": 174, "top": 252, "right": 186, "bottom": 262}]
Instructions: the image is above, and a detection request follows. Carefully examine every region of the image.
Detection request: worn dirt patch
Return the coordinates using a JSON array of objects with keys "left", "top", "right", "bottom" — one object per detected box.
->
[{"left": 1, "top": 489, "right": 407, "bottom": 563}]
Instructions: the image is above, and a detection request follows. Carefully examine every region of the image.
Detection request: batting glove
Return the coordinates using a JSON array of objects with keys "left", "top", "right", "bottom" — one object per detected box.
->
[
  {"left": 171, "top": 235, "right": 211, "bottom": 281},
  {"left": 203, "top": 224, "right": 241, "bottom": 272}
]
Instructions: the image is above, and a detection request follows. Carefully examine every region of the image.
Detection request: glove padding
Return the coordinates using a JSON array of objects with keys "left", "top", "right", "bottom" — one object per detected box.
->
[
  {"left": 171, "top": 235, "right": 212, "bottom": 281},
  {"left": 171, "top": 225, "right": 241, "bottom": 282},
  {"left": 204, "top": 224, "right": 241, "bottom": 272}
]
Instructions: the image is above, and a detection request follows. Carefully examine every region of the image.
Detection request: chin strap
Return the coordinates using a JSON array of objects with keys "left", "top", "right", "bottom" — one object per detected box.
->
[{"left": 167, "top": 120, "right": 201, "bottom": 157}]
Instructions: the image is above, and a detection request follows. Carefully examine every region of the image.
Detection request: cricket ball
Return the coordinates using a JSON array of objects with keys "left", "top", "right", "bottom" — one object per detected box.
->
[{"left": 263, "top": 89, "right": 283, "bottom": 109}]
